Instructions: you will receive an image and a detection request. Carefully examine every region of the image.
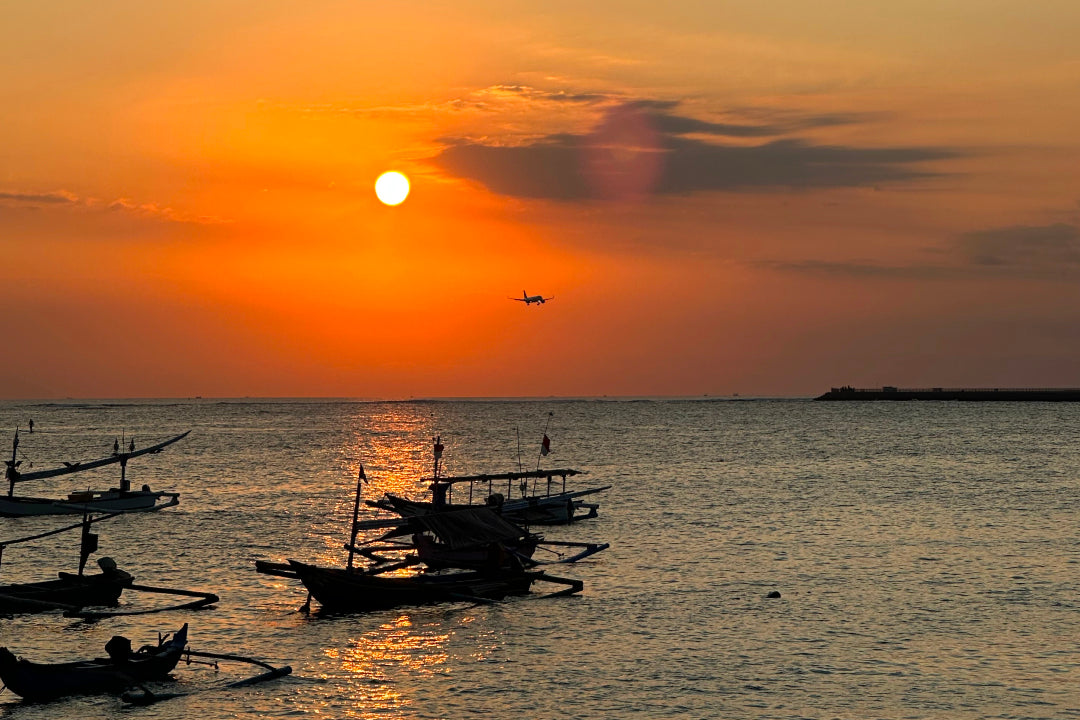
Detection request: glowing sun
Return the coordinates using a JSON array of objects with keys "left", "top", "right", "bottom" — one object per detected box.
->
[{"left": 375, "top": 171, "right": 410, "bottom": 206}]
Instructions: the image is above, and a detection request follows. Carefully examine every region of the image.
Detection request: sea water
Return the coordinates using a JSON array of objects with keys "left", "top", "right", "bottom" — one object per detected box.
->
[{"left": 0, "top": 398, "right": 1077, "bottom": 719}]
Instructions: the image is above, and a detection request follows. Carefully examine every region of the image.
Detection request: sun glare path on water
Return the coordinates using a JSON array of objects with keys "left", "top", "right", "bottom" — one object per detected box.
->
[{"left": 375, "top": 171, "right": 410, "bottom": 206}]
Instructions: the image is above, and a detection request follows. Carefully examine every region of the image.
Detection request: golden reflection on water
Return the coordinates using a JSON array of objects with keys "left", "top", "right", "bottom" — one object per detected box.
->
[
  {"left": 309, "top": 406, "right": 441, "bottom": 566},
  {"left": 318, "top": 613, "right": 455, "bottom": 717}
]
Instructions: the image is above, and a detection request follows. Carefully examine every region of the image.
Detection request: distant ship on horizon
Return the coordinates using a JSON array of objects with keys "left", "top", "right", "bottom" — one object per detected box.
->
[{"left": 816, "top": 386, "right": 1080, "bottom": 401}]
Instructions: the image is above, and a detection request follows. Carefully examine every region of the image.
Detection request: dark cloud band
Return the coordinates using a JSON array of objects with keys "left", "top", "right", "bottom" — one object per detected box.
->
[{"left": 433, "top": 103, "right": 957, "bottom": 201}]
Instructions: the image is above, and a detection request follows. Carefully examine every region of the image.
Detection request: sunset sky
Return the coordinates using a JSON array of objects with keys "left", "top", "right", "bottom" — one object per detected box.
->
[{"left": 3, "top": 1, "right": 1079, "bottom": 398}]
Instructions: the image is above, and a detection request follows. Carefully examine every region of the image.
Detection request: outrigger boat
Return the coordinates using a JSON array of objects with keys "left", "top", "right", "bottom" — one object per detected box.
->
[
  {"left": 282, "top": 560, "right": 552, "bottom": 612},
  {"left": 1, "top": 429, "right": 188, "bottom": 517},
  {"left": 0, "top": 624, "right": 189, "bottom": 702},
  {"left": 0, "top": 512, "right": 218, "bottom": 617},
  {"left": 256, "top": 466, "right": 586, "bottom": 613},
  {"left": 0, "top": 557, "right": 133, "bottom": 615},
  {"left": 346, "top": 505, "right": 608, "bottom": 571},
  {"left": 366, "top": 436, "right": 610, "bottom": 525}
]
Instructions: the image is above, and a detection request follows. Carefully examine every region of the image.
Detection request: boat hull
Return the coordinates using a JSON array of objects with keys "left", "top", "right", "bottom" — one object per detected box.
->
[
  {"left": 287, "top": 560, "right": 537, "bottom": 612},
  {"left": 0, "top": 490, "right": 179, "bottom": 517},
  {"left": 0, "top": 624, "right": 187, "bottom": 702},
  {"left": 412, "top": 533, "right": 538, "bottom": 570},
  {"left": 0, "top": 568, "right": 134, "bottom": 614}
]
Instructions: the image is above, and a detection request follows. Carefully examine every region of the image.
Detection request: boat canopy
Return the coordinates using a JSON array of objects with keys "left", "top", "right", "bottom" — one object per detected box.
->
[
  {"left": 422, "top": 468, "right": 583, "bottom": 486},
  {"left": 411, "top": 507, "right": 530, "bottom": 550}
]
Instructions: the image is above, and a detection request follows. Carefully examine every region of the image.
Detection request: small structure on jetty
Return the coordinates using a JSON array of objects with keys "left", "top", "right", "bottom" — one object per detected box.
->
[{"left": 816, "top": 386, "right": 1080, "bottom": 401}]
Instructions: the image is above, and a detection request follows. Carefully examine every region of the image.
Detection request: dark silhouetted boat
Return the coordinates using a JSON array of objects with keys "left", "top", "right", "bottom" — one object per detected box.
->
[
  {"left": 0, "top": 557, "right": 133, "bottom": 615},
  {"left": 0, "top": 624, "right": 188, "bottom": 702},
  {"left": 285, "top": 559, "right": 547, "bottom": 612},
  {"left": 1, "top": 430, "right": 189, "bottom": 517}
]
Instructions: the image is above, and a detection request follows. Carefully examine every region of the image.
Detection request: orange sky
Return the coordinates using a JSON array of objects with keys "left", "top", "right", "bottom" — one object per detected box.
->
[{"left": 2, "top": 1, "right": 1080, "bottom": 398}]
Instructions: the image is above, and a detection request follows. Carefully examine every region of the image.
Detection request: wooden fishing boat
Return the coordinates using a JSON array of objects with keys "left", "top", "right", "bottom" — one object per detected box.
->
[
  {"left": 372, "top": 482, "right": 609, "bottom": 525},
  {"left": 0, "top": 624, "right": 188, "bottom": 702},
  {"left": 0, "top": 513, "right": 219, "bottom": 618},
  {"left": 366, "top": 435, "right": 610, "bottom": 525},
  {"left": 256, "top": 464, "right": 587, "bottom": 612},
  {"left": 0, "top": 557, "right": 133, "bottom": 614},
  {"left": 1, "top": 430, "right": 189, "bottom": 517}
]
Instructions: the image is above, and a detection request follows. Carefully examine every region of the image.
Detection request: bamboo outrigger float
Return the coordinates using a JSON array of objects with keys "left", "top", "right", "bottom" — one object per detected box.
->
[{"left": 1, "top": 429, "right": 189, "bottom": 517}]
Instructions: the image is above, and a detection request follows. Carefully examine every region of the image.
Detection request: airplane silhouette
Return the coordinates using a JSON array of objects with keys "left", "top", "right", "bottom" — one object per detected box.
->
[{"left": 511, "top": 290, "right": 554, "bottom": 305}]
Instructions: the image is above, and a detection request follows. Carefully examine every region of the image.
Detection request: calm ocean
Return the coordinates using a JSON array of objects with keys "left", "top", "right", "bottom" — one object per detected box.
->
[{"left": 0, "top": 398, "right": 1077, "bottom": 719}]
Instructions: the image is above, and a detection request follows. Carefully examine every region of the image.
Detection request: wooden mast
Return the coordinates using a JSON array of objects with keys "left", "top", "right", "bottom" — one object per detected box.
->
[
  {"left": 346, "top": 466, "right": 366, "bottom": 570},
  {"left": 5, "top": 429, "right": 18, "bottom": 497}
]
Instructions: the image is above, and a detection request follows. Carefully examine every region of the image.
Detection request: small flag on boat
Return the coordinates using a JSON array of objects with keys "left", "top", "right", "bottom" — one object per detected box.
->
[
  {"left": 433, "top": 436, "right": 443, "bottom": 460},
  {"left": 540, "top": 434, "right": 551, "bottom": 456},
  {"left": 358, "top": 465, "right": 367, "bottom": 483}
]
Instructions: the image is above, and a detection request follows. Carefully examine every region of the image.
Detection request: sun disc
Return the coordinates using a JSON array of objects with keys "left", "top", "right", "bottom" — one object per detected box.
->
[{"left": 375, "top": 171, "right": 410, "bottom": 206}]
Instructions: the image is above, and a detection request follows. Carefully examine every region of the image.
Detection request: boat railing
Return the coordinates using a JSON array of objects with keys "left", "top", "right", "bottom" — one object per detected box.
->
[{"left": 422, "top": 469, "right": 585, "bottom": 505}]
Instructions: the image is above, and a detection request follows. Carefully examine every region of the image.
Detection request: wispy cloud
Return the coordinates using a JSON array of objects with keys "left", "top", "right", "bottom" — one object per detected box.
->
[
  {"left": 0, "top": 190, "right": 79, "bottom": 205},
  {"left": 264, "top": 84, "right": 611, "bottom": 118},
  {"left": 0, "top": 189, "right": 225, "bottom": 225},
  {"left": 958, "top": 223, "right": 1080, "bottom": 267},
  {"left": 765, "top": 222, "right": 1080, "bottom": 283},
  {"left": 761, "top": 259, "right": 960, "bottom": 280}
]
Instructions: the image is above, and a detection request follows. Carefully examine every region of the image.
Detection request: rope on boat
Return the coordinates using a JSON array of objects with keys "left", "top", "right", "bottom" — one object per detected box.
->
[
  {"left": 63, "top": 584, "right": 219, "bottom": 619},
  {"left": 0, "top": 511, "right": 124, "bottom": 548}
]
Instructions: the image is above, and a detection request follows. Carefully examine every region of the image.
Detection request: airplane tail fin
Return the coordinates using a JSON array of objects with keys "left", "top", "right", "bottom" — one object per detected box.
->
[{"left": 523, "top": 291, "right": 528, "bottom": 300}]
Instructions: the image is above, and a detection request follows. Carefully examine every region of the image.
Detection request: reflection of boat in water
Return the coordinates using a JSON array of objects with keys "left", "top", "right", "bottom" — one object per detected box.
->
[
  {"left": 1, "top": 430, "right": 188, "bottom": 517},
  {"left": 0, "top": 624, "right": 188, "bottom": 702}
]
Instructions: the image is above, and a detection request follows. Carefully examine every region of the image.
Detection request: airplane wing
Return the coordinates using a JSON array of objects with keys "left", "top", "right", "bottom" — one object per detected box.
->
[{"left": 509, "top": 297, "right": 527, "bottom": 302}]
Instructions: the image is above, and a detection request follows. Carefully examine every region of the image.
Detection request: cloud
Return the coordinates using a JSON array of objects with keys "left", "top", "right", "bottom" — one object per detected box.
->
[
  {"left": 761, "top": 260, "right": 960, "bottom": 280},
  {"left": 765, "top": 222, "right": 1080, "bottom": 283},
  {"left": 432, "top": 102, "right": 958, "bottom": 201},
  {"left": 271, "top": 84, "right": 611, "bottom": 118},
  {"left": 958, "top": 223, "right": 1080, "bottom": 267},
  {"left": 0, "top": 189, "right": 225, "bottom": 225},
  {"left": 0, "top": 190, "right": 79, "bottom": 205}
]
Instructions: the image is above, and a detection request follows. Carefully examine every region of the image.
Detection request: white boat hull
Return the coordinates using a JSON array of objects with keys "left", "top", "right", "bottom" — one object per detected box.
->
[{"left": 0, "top": 490, "right": 179, "bottom": 517}]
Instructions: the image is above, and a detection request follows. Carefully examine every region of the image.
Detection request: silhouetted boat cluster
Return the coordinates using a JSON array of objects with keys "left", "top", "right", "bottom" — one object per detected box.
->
[
  {"left": 0, "top": 428, "right": 287, "bottom": 704},
  {"left": 256, "top": 434, "right": 610, "bottom": 613},
  {"left": 0, "top": 425, "right": 610, "bottom": 704}
]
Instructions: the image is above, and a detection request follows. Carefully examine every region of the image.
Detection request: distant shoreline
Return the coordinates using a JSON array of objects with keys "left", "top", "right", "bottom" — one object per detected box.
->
[{"left": 816, "top": 386, "right": 1080, "bottom": 401}]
